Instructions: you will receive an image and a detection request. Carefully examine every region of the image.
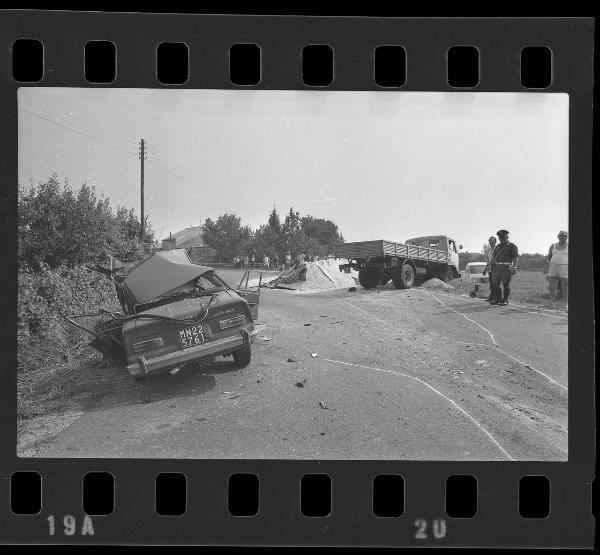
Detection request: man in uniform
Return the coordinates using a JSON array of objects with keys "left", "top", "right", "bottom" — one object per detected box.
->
[{"left": 489, "top": 229, "right": 519, "bottom": 306}]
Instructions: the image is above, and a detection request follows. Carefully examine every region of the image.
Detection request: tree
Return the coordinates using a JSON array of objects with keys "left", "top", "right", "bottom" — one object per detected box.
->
[
  {"left": 267, "top": 207, "right": 281, "bottom": 235},
  {"left": 18, "top": 175, "right": 154, "bottom": 270},
  {"left": 252, "top": 224, "right": 281, "bottom": 258},
  {"left": 300, "top": 215, "right": 343, "bottom": 256},
  {"left": 202, "top": 213, "right": 253, "bottom": 261}
]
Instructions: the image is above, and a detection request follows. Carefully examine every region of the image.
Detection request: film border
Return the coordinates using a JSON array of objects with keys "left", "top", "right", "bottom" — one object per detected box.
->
[{"left": 0, "top": 13, "right": 594, "bottom": 547}]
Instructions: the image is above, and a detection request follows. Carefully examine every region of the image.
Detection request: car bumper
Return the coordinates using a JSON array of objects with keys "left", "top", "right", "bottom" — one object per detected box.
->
[{"left": 127, "top": 328, "right": 258, "bottom": 377}]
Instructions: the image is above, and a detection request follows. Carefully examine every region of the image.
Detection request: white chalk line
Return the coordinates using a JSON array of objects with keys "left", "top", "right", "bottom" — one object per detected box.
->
[
  {"left": 421, "top": 289, "right": 498, "bottom": 346},
  {"left": 455, "top": 341, "right": 568, "bottom": 392},
  {"left": 324, "top": 358, "right": 515, "bottom": 461},
  {"left": 327, "top": 289, "right": 566, "bottom": 392},
  {"left": 429, "top": 289, "right": 568, "bottom": 321},
  {"left": 423, "top": 290, "right": 567, "bottom": 391}
]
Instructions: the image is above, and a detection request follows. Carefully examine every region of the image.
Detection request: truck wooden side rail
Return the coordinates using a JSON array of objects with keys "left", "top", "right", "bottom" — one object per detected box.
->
[{"left": 336, "top": 236, "right": 461, "bottom": 290}]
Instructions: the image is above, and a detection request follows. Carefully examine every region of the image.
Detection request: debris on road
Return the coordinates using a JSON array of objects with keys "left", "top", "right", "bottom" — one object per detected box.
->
[
  {"left": 287, "top": 358, "right": 296, "bottom": 363},
  {"left": 348, "top": 286, "right": 357, "bottom": 292},
  {"left": 421, "top": 278, "right": 455, "bottom": 290},
  {"left": 303, "top": 323, "right": 311, "bottom": 326},
  {"left": 319, "top": 401, "right": 337, "bottom": 410},
  {"left": 311, "top": 353, "right": 318, "bottom": 358},
  {"left": 295, "top": 382, "right": 304, "bottom": 388},
  {"left": 261, "top": 337, "right": 272, "bottom": 341}
]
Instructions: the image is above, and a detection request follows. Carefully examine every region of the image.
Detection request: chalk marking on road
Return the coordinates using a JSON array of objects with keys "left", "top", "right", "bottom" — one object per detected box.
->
[
  {"left": 324, "top": 358, "right": 515, "bottom": 461},
  {"left": 456, "top": 341, "right": 568, "bottom": 392},
  {"left": 326, "top": 289, "right": 565, "bottom": 392},
  {"left": 421, "top": 289, "right": 498, "bottom": 346},
  {"left": 427, "top": 289, "right": 568, "bottom": 321}
]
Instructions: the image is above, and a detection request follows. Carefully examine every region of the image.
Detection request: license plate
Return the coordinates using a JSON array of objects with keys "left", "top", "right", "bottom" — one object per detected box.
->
[{"left": 179, "top": 324, "right": 205, "bottom": 350}]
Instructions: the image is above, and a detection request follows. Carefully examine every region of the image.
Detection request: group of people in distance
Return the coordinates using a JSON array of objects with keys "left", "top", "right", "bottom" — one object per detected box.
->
[
  {"left": 234, "top": 251, "right": 325, "bottom": 272},
  {"left": 482, "top": 229, "right": 568, "bottom": 310}
]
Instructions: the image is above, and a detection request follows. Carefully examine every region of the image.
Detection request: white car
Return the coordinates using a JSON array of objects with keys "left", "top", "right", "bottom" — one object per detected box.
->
[{"left": 461, "top": 262, "right": 489, "bottom": 284}]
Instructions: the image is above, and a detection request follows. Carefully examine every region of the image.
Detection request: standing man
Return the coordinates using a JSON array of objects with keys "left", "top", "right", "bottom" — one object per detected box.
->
[
  {"left": 482, "top": 235, "right": 497, "bottom": 300},
  {"left": 273, "top": 253, "right": 280, "bottom": 271},
  {"left": 489, "top": 230, "right": 519, "bottom": 306},
  {"left": 547, "top": 230, "right": 568, "bottom": 310},
  {"left": 263, "top": 254, "right": 270, "bottom": 271}
]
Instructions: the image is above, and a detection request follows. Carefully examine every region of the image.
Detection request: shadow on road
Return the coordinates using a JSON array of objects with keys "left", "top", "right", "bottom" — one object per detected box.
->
[{"left": 83, "top": 358, "right": 243, "bottom": 413}]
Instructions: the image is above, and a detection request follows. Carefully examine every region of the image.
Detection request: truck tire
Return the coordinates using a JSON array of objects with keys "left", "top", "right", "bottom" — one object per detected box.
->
[
  {"left": 358, "top": 269, "right": 380, "bottom": 289},
  {"left": 233, "top": 346, "right": 251, "bottom": 368},
  {"left": 379, "top": 272, "right": 391, "bottom": 286},
  {"left": 392, "top": 263, "right": 415, "bottom": 289}
]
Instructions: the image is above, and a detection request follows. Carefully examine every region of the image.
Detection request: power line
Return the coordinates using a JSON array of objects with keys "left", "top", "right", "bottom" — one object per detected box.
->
[
  {"left": 23, "top": 97, "right": 137, "bottom": 153},
  {"left": 19, "top": 105, "right": 138, "bottom": 157},
  {"left": 34, "top": 90, "right": 139, "bottom": 146}
]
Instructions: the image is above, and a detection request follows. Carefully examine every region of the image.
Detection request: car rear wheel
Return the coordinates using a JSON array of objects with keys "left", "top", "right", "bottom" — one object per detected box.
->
[
  {"left": 392, "top": 263, "right": 415, "bottom": 289},
  {"left": 358, "top": 269, "right": 379, "bottom": 289},
  {"left": 233, "top": 346, "right": 251, "bottom": 368}
]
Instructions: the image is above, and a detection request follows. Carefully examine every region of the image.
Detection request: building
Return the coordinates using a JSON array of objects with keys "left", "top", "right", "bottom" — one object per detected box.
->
[{"left": 161, "top": 226, "right": 216, "bottom": 262}]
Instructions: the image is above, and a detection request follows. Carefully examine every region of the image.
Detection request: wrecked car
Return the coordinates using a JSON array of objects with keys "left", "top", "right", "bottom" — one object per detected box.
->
[{"left": 64, "top": 249, "right": 261, "bottom": 379}]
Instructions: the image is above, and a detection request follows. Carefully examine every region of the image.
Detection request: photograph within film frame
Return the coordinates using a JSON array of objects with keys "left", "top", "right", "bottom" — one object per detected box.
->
[{"left": 0, "top": 13, "right": 594, "bottom": 547}]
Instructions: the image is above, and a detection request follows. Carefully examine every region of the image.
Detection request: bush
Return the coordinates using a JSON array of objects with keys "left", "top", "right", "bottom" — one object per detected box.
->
[
  {"left": 17, "top": 264, "right": 121, "bottom": 419},
  {"left": 18, "top": 175, "right": 154, "bottom": 271}
]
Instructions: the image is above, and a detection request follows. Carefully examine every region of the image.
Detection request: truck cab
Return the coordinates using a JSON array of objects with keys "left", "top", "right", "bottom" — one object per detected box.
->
[{"left": 404, "top": 235, "right": 461, "bottom": 279}]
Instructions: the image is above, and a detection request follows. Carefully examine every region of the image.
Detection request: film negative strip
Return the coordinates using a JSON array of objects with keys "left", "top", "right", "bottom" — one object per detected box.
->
[{"left": 0, "top": 12, "right": 595, "bottom": 547}]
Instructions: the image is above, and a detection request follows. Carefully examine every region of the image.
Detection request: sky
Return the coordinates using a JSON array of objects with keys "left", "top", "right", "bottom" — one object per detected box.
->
[{"left": 18, "top": 88, "right": 568, "bottom": 254}]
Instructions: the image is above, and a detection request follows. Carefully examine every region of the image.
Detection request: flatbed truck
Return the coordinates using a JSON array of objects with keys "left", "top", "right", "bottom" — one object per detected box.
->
[{"left": 336, "top": 235, "right": 461, "bottom": 289}]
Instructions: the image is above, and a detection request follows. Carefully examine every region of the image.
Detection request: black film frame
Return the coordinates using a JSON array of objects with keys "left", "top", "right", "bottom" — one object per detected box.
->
[{"left": 0, "top": 13, "right": 594, "bottom": 547}]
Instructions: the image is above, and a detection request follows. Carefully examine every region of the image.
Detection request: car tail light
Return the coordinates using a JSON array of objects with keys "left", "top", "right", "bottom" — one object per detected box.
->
[
  {"left": 133, "top": 337, "right": 164, "bottom": 353},
  {"left": 218, "top": 314, "right": 246, "bottom": 330}
]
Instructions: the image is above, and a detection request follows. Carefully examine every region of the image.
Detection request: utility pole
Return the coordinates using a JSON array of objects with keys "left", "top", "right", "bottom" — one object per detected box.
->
[{"left": 139, "top": 138, "right": 146, "bottom": 241}]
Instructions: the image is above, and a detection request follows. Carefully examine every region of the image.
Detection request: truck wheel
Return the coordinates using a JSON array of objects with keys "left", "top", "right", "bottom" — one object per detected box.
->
[
  {"left": 392, "top": 263, "right": 415, "bottom": 289},
  {"left": 358, "top": 269, "right": 380, "bottom": 289},
  {"left": 379, "top": 272, "right": 391, "bottom": 285},
  {"left": 233, "top": 346, "right": 251, "bottom": 368}
]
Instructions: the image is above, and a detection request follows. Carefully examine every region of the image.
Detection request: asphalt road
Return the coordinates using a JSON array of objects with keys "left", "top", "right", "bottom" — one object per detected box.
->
[{"left": 27, "top": 268, "right": 568, "bottom": 461}]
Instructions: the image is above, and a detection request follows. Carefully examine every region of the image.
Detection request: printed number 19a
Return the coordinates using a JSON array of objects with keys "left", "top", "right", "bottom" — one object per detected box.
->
[{"left": 46, "top": 515, "right": 95, "bottom": 536}]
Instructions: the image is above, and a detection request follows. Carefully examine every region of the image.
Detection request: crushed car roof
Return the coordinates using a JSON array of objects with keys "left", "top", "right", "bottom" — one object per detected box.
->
[{"left": 123, "top": 249, "right": 213, "bottom": 305}]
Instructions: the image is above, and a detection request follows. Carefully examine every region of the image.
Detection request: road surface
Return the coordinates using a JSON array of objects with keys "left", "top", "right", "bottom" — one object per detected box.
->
[{"left": 23, "top": 268, "right": 568, "bottom": 460}]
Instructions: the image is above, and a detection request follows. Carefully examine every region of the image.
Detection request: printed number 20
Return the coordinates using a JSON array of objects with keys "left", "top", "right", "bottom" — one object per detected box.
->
[
  {"left": 414, "top": 518, "right": 446, "bottom": 540},
  {"left": 46, "top": 515, "right": 95, "bottom": 536}
]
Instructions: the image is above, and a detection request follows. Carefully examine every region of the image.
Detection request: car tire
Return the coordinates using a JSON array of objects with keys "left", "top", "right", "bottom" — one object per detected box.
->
[
  {"left": 358, "top": 269, "right": 379, "bottom": 289},
  {"left": 233, "top": 346, "right": 251, "bottom": 368},
  {"left": 392, "top": 263, "right": 415, "bottom": 289}
]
